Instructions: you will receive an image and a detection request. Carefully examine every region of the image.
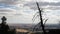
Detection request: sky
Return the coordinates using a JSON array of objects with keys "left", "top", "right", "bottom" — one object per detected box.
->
[{"left": 0, "top": 0, "right": 60, "bottom": 24}]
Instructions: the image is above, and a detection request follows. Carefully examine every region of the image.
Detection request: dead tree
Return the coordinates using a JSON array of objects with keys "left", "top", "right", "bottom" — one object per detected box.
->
[{"left": 36, "top": 2, "right": 46, "bottom": 34}]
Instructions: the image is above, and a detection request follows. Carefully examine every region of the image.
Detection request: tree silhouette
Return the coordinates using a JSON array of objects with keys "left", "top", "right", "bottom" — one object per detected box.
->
[
  {"left": 36, "top": 2, "right": 46, "bottom": 34},
  {"left": 32, "top": 2, "right": 48, "bottom": 34},
  {"left": 0, "top": 16, "right": 16, "bottom": 34}
]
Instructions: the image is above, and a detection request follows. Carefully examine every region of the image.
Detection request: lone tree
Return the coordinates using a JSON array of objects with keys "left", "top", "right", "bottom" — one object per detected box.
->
[
  {"left": 36, "top": 2, "right": 46, "bottom": 34},
  {"left": 32, "top": 2, "right": 47, "bottom": 34}
]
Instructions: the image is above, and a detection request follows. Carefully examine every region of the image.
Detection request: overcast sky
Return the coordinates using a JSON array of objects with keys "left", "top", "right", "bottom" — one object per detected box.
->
[{"left": 0, "top": 0, "right": 60, "bottom": 24}]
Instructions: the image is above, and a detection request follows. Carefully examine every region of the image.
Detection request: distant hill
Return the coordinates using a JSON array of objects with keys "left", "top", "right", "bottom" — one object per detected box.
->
[
  {"left": 8, "top": 23, "right": 60, "bottom": 30},
  {"left": 8, "top": 23, "right": 35, "bottom": 30}
]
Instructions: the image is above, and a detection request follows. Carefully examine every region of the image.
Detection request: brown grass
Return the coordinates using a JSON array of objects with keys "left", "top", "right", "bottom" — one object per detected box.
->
[{"left": 16, "top": 29, "right": 29, "bottom": 33}]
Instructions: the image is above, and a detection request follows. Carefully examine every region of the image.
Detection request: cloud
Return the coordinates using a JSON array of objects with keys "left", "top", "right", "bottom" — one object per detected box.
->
[
  {"left": 0, "top": 0, "right": 20, "bottom": 5},
  {"left": 0, "top": 8, "right": 17, "bottom": 16},
  {"left": 0, "top": 0, "right": 31, "bottom": 5},
  {"left": 24, "top": 2, "right": 60, "bottom": 10},
  {"left": 0, "top": 0, "right": 60, "bottom": 24}
]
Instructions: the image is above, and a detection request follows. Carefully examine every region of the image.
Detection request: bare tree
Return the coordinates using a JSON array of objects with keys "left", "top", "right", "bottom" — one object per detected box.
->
[
  {"left": 32, "top": 2, "right": 48, "bottom": 34},
  {"left": 36, "top": 2, "right": 46, "bottom": 34}
]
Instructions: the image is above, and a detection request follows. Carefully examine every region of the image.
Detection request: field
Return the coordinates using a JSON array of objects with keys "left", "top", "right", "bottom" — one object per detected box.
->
[{"left": 16, "top": 29, "right": 43, "bottom": 34}]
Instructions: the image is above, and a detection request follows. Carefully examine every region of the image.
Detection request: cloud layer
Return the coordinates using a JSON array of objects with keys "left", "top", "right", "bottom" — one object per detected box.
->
[{"left": 0, "top": 0, "right": 60, "bottom": 24}]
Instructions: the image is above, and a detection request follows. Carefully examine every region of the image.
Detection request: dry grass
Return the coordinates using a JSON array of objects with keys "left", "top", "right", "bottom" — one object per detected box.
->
[
  {"left": 16, "top": 29, "right": 29, "bottom": 33},
  {"left": 16, "top": 29, "right": 42, "bottom": 34}
]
